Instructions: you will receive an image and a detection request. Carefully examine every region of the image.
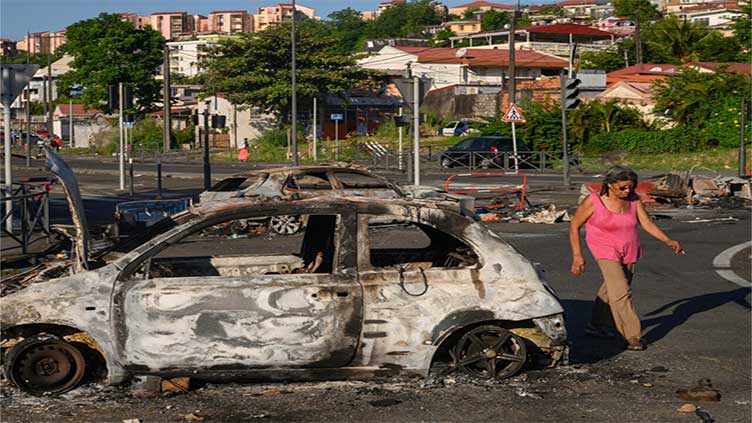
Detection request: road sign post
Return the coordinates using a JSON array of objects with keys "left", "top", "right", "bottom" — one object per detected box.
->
[
  {"left": 502, "top": 103, "right": 527, "bottom": 172},
  {"left": 1, "top": 64, "right": 38, "bottom": 233},
  {"left": 331, "top": 114, "right": 343, "bottom": 160}
]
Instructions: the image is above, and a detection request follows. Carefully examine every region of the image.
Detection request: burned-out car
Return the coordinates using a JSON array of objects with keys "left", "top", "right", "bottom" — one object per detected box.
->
[
  {"left": 0, "top": 194, "right": 567, "bottom": 396},
  {"left": 199, "top": 164, "right": 470, "bottom": 234}
]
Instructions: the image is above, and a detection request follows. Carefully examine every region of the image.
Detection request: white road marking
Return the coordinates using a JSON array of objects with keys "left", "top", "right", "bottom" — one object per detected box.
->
[{"left": 712, "top": 241, "right": 752, "bottom": 288}]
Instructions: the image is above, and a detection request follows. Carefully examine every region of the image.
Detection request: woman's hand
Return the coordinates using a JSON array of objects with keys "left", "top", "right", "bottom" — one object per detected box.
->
[
  {"left": 571, "top": 255, "right": 585, "bottom": 275},
  {"left": 665, "top": 239, "right": 686, "bottom": 255}
]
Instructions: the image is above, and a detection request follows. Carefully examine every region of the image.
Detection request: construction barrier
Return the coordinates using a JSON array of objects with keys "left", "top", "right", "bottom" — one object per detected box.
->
[{"left": 444, "top": 171, "right": 528, "bottom": 210}]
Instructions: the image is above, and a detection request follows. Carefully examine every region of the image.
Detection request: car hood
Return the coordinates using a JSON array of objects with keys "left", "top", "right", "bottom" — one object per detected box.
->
[{"left": 45, "top": 148, "right": 90, "bottom": 272}]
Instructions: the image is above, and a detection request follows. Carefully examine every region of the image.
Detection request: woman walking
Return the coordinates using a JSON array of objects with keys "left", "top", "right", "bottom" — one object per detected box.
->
[{"left": 569, "top": 166, "right": 685, "bottom": 351}]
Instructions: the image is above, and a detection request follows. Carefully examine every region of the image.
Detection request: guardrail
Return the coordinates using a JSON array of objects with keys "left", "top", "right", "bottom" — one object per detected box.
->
[{"left": 0, "top": 178, "right": 54, "bottom": 255}]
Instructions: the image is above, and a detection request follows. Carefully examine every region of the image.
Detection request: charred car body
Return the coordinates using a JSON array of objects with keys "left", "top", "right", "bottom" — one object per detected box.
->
[{"left": 0, "top": 151, "right": 567, "bottom": 396}]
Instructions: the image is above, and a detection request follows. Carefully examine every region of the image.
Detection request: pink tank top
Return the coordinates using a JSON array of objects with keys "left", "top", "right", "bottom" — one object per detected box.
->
[{"left": 585, "top": 192, "right": 641, "bottom": 264}]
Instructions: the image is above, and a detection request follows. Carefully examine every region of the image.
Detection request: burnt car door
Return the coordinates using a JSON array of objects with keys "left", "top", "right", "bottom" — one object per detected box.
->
[{"left": 113, "top": 208, "right": 362, "bottom": 373}]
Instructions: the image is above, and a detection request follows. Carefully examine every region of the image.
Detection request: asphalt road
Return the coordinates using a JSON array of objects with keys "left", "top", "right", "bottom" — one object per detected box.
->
[{"left": 1, "top": 155, "right": 750, "bottom": 422}]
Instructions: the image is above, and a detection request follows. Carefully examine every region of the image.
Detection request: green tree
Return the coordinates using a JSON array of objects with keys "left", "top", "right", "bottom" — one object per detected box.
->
[
  {"left": 732, "top": 6, "right": 752, "bottom": 62},
  {"left": 481, "top": 10, "right": 509, "bottom": 31},
  {"left": 0, "top": 50, "right": 63, "bottom": 66},
  {"left": 568, "top": 100, "right": 645, "bottom": 149},
  {"left": 366, "top": 0, "right": 444, "bottom": 38},
  {"left": 652, "top": 67, "right": 750, "bottom": 126},
  {"left": 463, "top": 7, "right": 480, "bottom": 21},
  {"left": 537, "top": 5, "right": 565, "bottom": 16},
  {"left": 613, "top": 0, "right": 661, "bottom": 20},
  {"left": 431, "top": 29, "right": 456, "bottom": 47},
  {"left": 201, "top": 20, "right": 372, "bottom": 124},
  {"left": 579, "top": 50, "right": 625, "bottom": 72},
  {"left": 57, "top": 13, "right": 164, "bottom": 113},
  {"left": 327, "top": 8, "right": 368, "bottom": 54},
  {"left": 641, "top": 16, "right": 712, "bottom": 63}
]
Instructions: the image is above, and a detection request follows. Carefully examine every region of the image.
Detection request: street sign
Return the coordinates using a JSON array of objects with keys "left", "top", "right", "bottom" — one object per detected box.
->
[
  {"left": 393, "top": 77, "right": 432, "bottom": 112},
  {"left": 502, "top": 103, "right": 526, "bottom": 123},
  {"left": 330, "top": 113, "right": 343, "bottom": 121},
  {"left": 0, "top": 64, "right": 39, "bottom": 106}
]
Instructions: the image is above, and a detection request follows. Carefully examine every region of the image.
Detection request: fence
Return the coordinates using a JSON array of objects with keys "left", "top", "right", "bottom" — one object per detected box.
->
[{"left": 0, "top": 178, "right": 53, "bottom": 255}]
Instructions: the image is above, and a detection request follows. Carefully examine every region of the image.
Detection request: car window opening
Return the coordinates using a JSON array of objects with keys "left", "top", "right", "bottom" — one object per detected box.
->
[
  {"left": 368, "top": 219, "right": 478, "bottom": 270},
  {"left": 209, "top": 175, "right": 265, "bottom": 192},
  {"left": 134, "top": 214, "right": 339, "bottom": 279},
  {"left": 287, "top": 172, "right": 332, "bottom": 191}
]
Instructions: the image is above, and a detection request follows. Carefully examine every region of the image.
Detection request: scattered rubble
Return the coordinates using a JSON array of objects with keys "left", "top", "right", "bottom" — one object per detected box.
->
[
  {"left": 520, "top": 205, "right": 571, "bottom": 224},
  {"left": 677, "top": 403, "right": 698, "bottom": 413},
  {"left": 676, "top": 379, "right": 721, "bottom": 402}
]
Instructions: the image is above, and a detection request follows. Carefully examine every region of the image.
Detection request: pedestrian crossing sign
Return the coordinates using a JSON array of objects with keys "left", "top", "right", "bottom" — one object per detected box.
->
[{"left": 502, "top": 103, "right": 526, "bottom": 123}]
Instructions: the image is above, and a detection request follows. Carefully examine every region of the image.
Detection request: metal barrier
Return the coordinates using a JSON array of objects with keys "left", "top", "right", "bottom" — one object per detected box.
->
[
  {"left": 439, "top": 151, "right": 581, "bottom": 172},
  {"left": 444, "top": 171, "right": 528, "bottom": 210},
  {"left": 0, "top": 178, "right": 53, "bottom": 255}
]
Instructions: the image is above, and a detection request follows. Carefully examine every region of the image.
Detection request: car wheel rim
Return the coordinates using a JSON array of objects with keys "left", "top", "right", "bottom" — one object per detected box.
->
[
  {"left": 8, "top": 340, "right": 86, "bottom": 395},
  {"left": 270, "top": 215, "right": 301, "bottom": 235},
  {"left": 454, "top": 326, "right": 526, "bottom": 380}
]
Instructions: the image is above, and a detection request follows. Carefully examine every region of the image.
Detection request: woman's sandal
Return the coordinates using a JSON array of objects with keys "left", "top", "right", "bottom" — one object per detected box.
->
[{"left": 626, "top": 338, "right": 647, "bottom": 351}]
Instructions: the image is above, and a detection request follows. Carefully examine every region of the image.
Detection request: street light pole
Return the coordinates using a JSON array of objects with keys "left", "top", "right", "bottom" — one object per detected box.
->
[
  {"left": 118, "top": 82, "right": 125, "bottom": 190},
  {"left": 290, "top": 0, "right": 298, "bottom": 166},
  {"left": 203, "top": 103, "right": 211, "bottom": 191}
]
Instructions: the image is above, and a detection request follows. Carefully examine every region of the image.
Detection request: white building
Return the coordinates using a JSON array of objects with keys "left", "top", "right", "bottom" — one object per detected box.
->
[
  {"left": 167, "top": 35, "right": 234, "bottom": 77},
  {"left": 358, "top": 46, "right": 567, "bottom": 91}
]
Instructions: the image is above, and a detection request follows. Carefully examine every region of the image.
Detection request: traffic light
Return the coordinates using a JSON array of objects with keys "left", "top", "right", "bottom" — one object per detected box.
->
[
  {"left": 211, "top": 114, "right": 226, "bottom": 129},
  {"left": 123, "top": 86, "right": 133, "bottom": 110},
  {"left": 107, "top": 85, "right": 118, "bottom": 110},
  {"left": 562, "top": 78, "right": 582, "bottom": 111}
]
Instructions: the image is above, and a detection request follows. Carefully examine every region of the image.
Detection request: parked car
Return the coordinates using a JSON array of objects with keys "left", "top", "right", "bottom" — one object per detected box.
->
[
  {"left": 200, "top": 164, "right": 472, "bottom": 234},
  {"left": 438, "top": 120, "right": 480, "bottom": 137},
  {"left": 0, "top": 184, "right": 567, "bottom": 395},
  {"left": 440, "top": 136, "right": 533, "bottom": 169}
]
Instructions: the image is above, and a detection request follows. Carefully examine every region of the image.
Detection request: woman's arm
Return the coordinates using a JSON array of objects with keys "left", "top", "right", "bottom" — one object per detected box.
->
[
  {"left": 635, "top": 200, "right": 686, "bottom": 254},
  {"left": 569, "top": 196, "right": 594, "bottom": 275}
]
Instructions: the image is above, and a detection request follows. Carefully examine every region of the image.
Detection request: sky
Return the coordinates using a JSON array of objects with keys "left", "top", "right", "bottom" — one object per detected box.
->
[{"left": 0, "top": 0, "right": 376, "bottom": 40}]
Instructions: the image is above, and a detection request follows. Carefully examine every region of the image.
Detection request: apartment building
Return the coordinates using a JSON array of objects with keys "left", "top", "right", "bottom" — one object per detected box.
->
[
  {"left": 208, "top": 10, "right": 253, "bottom": 34},
  {"left": 167, "top": 35, "right": 233, "bottom": 77},
  {"left": 150, "top": 12, "right": 191, "bottom": 39},
  {"left": 22, "top": 31, "right": 66, "bottom": 54},
  {"left": 253, "top": 3, "right": 315, "bottom": 32},
  {"left": 447, "top": 1, "right": 514, "bottom": 17}
]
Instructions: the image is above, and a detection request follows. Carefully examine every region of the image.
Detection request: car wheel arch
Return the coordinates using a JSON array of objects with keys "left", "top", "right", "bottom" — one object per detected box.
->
[{"left": 2, "top": 323, "right": 110, "bottom": 385}]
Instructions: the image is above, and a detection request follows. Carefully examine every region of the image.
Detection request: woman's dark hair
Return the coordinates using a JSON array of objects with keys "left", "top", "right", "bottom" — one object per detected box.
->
[{"left": 600, "top": 166, "right": 638, "bottom": 196}]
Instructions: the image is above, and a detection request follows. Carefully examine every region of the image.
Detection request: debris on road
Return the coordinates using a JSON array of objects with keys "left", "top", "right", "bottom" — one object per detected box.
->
[
  {"left": 682, "top": 217, "right": 738, "bottom": 224},
  {"left": 368, "top": 399, "right": 402, "bottom": 407},
  {"left": 676, "top": 379, "right": 721, "bottom": 402},
  {"left": 179, "top": 412, "right": 205, "bottom": 421},
  {"left": 520, "top": 205, "right": 571, "bottom": 224},
  {"left": 677, "top": 403, "right": 698, "bottom": 413},
  {"left": 162, "top": 377, "right": 191, "bottom": 395},
  {"left": 695, "top": 409, "right": 715, "bottom": 423}
]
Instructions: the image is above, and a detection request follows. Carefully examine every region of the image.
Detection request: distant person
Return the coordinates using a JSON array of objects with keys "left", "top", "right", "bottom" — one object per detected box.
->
[
  {"left": 238, "top": 139, "right": 249, "bottom": 162},
  {"left": 569, "top": 166, "right": 685, "bottom": 351}
]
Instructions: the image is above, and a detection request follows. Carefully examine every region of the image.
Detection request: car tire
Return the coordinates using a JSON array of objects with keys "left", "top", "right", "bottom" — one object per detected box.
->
[
  {"left": 4, "top": 334, "right": 86, "bottom": 396},
  {"left": 453, "top": 325, "right": 527, "bottom": 380},
  {"left": 269, "top": 215, "right": 303, "bottom": 235}
]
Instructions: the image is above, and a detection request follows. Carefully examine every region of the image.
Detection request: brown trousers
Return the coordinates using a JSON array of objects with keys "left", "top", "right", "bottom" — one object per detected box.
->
[{"left": 591, "top": 260, "right": 641, "bottom": 343}]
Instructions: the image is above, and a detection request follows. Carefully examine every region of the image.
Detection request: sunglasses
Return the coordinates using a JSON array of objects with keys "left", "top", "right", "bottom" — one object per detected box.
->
[{"left": 613, "top": 184, "right": 634, "bottom": 191}]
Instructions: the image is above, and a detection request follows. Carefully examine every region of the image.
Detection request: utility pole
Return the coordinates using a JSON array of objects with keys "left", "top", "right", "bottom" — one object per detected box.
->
[
  {"left": 163, "top": 44, "right": 171, "bottom": 153},
  {"left": 68, "top": 97, "right": 73, "bottom": 148},
  {"left": 508, "top": 7, "right": 517, "bottom": 105},
  {"left": 118, "top": 82, "right": 125, "bottom": 190},
  {"left": 290, "top": 0, "right": 298, "bottom": 166},
  {"left": 203, "top": 103, "right": 211, "bottom": 190},
  {"left": 413, "top": 74, "right": 420, "bottom": 186},
  {"left": 398, "top": 106, "right": 403, "bottom": 171},
  {"left": 25, "top": 47, "right": 30, "bottom": 167},
  {"left": 312, "top": 97, "right": 317, "bottom": 162},
  {"left": 2, "top": 67, "right": 13, "bottom": 233},
  {"left": 634, "top": 10, "right": 642, "bottom": 65},
  {"left": 46, "top": 60, "right": 53, "bottom": 135},
  {"left": 560, "top": 72, "right": 570, "bottom": 187},
  {"left": 740, "top": 98, "right": 749, "bottom": 177}
]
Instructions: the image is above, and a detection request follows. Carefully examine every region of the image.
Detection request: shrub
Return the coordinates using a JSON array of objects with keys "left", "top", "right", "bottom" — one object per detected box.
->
[
  {"left": 174, "top": 125, "right": 195, "bottom": 147},
  {"left": 585, "top": 126, "right": 715, "bottom": 154}
]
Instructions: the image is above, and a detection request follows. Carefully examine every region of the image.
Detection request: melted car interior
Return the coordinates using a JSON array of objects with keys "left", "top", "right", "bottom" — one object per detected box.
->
[{"left": 134, "top": 214, "right": 339, "bottom": 279}]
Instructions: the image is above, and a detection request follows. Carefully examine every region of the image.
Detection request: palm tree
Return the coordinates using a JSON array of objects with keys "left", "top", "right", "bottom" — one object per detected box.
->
[{"left": 643, "top": 16, "right": 712, "bottom": 63}]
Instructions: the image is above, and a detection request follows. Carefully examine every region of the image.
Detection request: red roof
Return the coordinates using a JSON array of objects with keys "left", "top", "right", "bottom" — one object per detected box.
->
[
  {"left": 452, "top": 1, "right": 515, "bottom": 10},
  {"left": 394, "top": 46, "right": 567, "bottom": 68},
  {"left": 557, "top": 0, "right": 598, "bottom": 6},
  {"left": 521, "top": 23, "right": 614, "bottom": 37},
  {"left": 608, "top": 64, "right": 679, "bottom": 77},
  {"left": 682, "top": 61, "right": 752, "bottom": 74},
  {"left": 209, "top": 10, "right": 247, "bottom": 14},
  {"left": 56, "top": 104, "right": 102, "bottom": 116},
  {"left": 679, "top": 1, "right": 738, "bottom": 12},
  {"left": 150, "top": 11, "right": 186, "bottom": 16}
]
